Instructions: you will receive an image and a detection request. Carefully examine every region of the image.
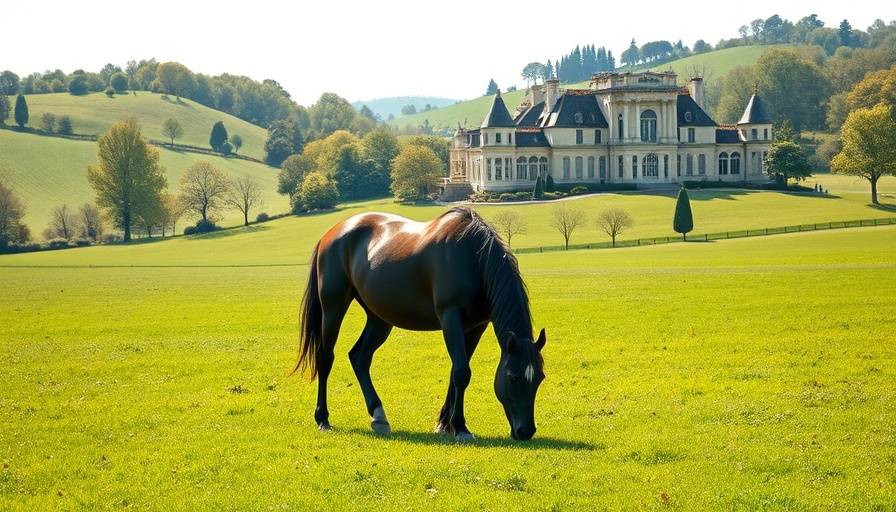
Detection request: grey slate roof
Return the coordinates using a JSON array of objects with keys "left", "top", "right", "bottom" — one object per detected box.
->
[
  {"left": 716, "top": 128, "right": 741, "bottom": 144},
  {"left": 540, "top": 93, "right": 608, "bottom": 128},
  {"left": 515, "top": 131, "right": 550, "bottom": 147},
  {"left": 738, "top": 94, "right": 772, "bottom": 125},
  {"left": 515, "top": 102, "right": 545, "bottom": 127},
  {"left": 481, "top": 92, "right": 516, "bottom": 128},
  {"left": 677, "top": 94, "right": 717, "bottom": 127}
]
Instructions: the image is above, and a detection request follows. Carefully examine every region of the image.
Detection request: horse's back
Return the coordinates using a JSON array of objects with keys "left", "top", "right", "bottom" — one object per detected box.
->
[{"left": 315, "top": 209, "right": 487, "bottom": 330}]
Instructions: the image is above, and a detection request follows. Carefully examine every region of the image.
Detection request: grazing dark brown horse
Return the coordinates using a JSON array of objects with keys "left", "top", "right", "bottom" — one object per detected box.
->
[{"left": 295, "top": 206, "right": 546, "bottom": 440}]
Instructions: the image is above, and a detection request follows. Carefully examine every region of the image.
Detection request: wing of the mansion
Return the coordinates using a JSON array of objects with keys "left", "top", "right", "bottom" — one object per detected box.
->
[{"left": 449, "top": 71, "right": 773, "bottom": 193}]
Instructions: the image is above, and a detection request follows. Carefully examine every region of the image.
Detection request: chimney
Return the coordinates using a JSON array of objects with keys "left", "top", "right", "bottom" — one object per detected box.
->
[
  {"left": 688, "top": 77, "right": 705, "bottom": 110},
  {"left": 545, "top": 78, "right": 560, "bottom": 111}
]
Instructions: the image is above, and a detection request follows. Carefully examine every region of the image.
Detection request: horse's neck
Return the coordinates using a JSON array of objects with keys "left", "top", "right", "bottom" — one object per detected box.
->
[{"left": 488, "top": 278, "right": 533, "bottom": 346}]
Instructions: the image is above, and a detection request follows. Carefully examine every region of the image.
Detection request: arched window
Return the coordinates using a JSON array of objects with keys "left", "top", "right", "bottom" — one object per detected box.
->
[
  {"left": 495, "top": 157, "right": 503, "bottom": 180},
  {"left": 529, "top": 156, "right": 539, "bottom": 180},
  {"left": 575, "top": 157, "right": 583, "bottom": 179},
  {"left": 562, "top": 157, "right": 571, "bottom": 179},
  {"left": 539, "top": 157, "right": 548, "bottom": 179},
  {"left": 517, "top": 157, "right": 527, "bottom": 180},
  {"left": 686, "top": 154, "right": 694, "bottom": 175},
  {"left": 643, "top": 154, "right": 659, "bottom": 177},
  {"left": 718, "top": 152, "right": 729, "bottom": 175},
  {"left": 640, "top": 110, "right": 657, "bottom": 142},
  {"left": 587, "top": 156, "right": 595, "bottom": 178},
  {"left": 730, "top": 152, "right": 741, "bottom": 175}
]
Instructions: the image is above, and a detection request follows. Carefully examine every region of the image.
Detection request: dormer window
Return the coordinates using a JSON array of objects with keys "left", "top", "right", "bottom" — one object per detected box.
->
[
  {"left": 684, "top": 111, "right": 693, "bottom": 123},
  {"left": 575, "top": 112, "right": 583, "bottom": 124}
]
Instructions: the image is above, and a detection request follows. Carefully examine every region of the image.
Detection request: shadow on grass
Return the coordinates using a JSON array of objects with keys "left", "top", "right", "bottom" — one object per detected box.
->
[
  {"left": 343, "top": 427, "right": 598, "bottom": 451},
  {"left": 870, "top": 201, "right": 896, "bottom": 213},
  {"left": 186, "top": 224, "right": 272, "bottom": 240}
]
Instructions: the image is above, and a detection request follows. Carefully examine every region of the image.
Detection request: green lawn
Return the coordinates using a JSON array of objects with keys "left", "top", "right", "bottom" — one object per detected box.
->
[
  {"left": 2, "top": 197, "right": 895, "bottom": 509},
  {"left": 14, "top": 92, "right": 269, "bottom": 161}
]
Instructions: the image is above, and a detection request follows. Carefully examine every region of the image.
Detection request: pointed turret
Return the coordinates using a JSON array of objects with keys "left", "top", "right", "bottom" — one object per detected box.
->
[
  {"left": 737, "top": 88, "right": 773, "bottom": 142},
  {"left": 481, "top": 91, "right": 516, "bottom": 128}
]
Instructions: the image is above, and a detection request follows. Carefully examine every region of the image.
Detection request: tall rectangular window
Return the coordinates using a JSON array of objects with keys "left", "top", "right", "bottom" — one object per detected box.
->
[
  {"left": 486, "top": 158, "right": 492, "bottom": 180},
  {"left": 587, "top": 156, "right": 595, "bottom": 178},
  {"left": 687, "top": 128, "right": 695, "bottom": 143},
  {"left": 594, "top": 130, "right": 601, "bottom": 144},
  {"left": 575, "top": 157, "right": 583, "bottom": 178},
  {"left": 494, "top": 158, "right": 502, "bottom": 180},
  {"left": 632, "top": 156, "right": 638, "bottom": 178},
  {"left": 496, "top": 133, "right": 502, "bottom": 144},
  {"left": 698, "top": 154, "right": 706, "bottom": 175},
  {"left": 618, "top": 156, "right": 624, "bottom": 178},
  {"left": 576, "top": 130, "right": 583, "bottom": 144},
  {"left": 563, "top": 157, "right": 571, "bottom": 179},
  {"left": 599, "top": 156, "right": 606, "bottom": 180}
]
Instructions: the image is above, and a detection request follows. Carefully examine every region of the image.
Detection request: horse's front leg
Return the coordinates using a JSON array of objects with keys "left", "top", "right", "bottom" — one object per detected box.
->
[
  {"left": 437, "top": 323, "right": 486, "bottom": 436},
  {"left": 439, "top": 309, "right": 477, "bottom": 440}
]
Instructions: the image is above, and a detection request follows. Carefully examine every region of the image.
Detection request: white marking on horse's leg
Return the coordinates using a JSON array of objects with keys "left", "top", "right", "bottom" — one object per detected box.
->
[
  {"left": 525, "top": 364, "right": 534, "bottom": 383},
  {"left": 371, "top": 406, "right": 391, "bottom": 435},
  {"left": 454, "top": 431, "right": 476, "bottom": 442}
]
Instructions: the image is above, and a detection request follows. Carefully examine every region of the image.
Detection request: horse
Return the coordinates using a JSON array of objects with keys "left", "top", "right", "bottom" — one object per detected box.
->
[{"left": 294, "top": 206, "right": 546, "bottom": 440}]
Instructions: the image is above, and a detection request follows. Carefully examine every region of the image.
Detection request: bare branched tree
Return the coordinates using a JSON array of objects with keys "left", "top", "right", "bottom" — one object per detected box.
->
[
  {"left": 550, "top": 203, "right": 586, "bottom": 250},
  {"left": 490, "top": 210, "right": 526, "bottom": 249},
  {"left": 595, "top": 208, "right": 634, "bottom": 247},
  {"left": 45, "top": 203, "right": 77, "bottom": 240},
  {"left": 227, "top": 175, "right": 264, "bottom": 226}
]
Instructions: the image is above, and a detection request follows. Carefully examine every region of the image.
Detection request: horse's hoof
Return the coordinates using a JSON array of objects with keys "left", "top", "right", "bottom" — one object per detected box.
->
[
  {"left": 371, "top": 419, "right": 391, "bottom": 435},
  {"left": 434, "top": 423, "right": 451, "bottom": 435},
  {"left": 370, "top": 406, "right": 390, "bottom": 435},
  {"left": 318, "top": 422, "right": 334, "bottom": 432},
  {"left": 454, "top": 431, "right": 476, "bottom": 442}
]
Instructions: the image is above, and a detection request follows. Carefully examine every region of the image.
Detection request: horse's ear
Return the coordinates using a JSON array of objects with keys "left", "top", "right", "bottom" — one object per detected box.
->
[
  {"left": 507, "top": 332, "right": 519, "bottom": 354},
  {"left": 535, "top": 328, "right": 546, "bottom": 351}
]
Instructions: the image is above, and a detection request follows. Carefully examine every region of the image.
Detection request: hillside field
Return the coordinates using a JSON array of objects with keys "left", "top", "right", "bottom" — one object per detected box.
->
[
  {"left": 2, "top": 188, "right": 896, "bottom": 509},
  {"left": 0, "top": 128, "right": 289, "bottom": 234}
]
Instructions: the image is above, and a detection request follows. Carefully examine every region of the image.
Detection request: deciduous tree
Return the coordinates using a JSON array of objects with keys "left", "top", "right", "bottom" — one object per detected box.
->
[
  {"left": 162, "top": 118, "right": 184, "bottom": 146},
  {"left": 490, "top": 210, "right": 526, "bottom": 249},
  {"left": 78, "top": 203, "right": 104, "bottom": 242},
  {"left": 226, "top": 175, "right": 264, "bottom": 226},
  {"left": 178, "top": 161, "right": 231, "bottom": 223},
  {"left": 765, "top": 139, "right": 812, "bottom": 184},
  {"left": 550, "top": 203, "right": 585, "bottom": 250},
  {"left": 86, "top": 118, "right": 167, "bottom": 242},
  {"left": 44, "top": 204, "right": 77, "bottom": 240},
  {"left": 0, "top": 179, "right": 30, "bottom": 249},
  {"left": 390, "top": 145, "right": 442, "bottom": 202},
  {"left": 831, "top": 104, "right": 896, "bottom": 204},
  {"left": 596, "top": 208, "right": 634, "bottom": 247},
  {"left": 296, "top": 172, "right": 338, "bottom": 211}
]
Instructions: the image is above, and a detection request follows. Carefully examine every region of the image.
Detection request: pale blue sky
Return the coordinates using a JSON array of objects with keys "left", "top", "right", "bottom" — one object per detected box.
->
[{"left": 2, "top": 1, "right": 888, "bottom": 106}]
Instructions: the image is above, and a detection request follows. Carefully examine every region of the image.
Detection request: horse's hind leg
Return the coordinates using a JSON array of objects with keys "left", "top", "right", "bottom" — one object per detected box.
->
[
  {"left": 349, "top": 314, "right": 393, "bottom": 435},
  {"left": 315, "top": 279, "right": 353, "bottom": 431}
]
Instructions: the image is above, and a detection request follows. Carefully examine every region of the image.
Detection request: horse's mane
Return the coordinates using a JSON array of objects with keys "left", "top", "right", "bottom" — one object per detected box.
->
[{"left": 446, "top": 207, "right": 534, "bottom": 344}]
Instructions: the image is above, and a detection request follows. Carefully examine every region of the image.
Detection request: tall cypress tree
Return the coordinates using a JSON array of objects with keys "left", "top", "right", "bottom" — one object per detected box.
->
[
  {"left": 209, "top": 121, "right": 228, "bottom": 152},
  {"left": 673, "top": 185, "right": 694, "bottom": 240},
  {"left": 14, "top": 94, "right": 28, "bottom": 128}
]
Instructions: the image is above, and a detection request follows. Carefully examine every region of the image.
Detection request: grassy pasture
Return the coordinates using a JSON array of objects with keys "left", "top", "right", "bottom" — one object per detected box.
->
[
  {"left": 0, "top": 129, "right": 289, "bottom": 233},
  {"left": 12, "top": 92, "right": 270, "bottom": 161},
  {"left": 2, "top": 195, "right": 895, "bottom": 509}
]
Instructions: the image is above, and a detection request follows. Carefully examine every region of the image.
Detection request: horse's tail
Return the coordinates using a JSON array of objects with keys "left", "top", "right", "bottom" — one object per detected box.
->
[{"left": 293, "top": 242, "right": 323, "bottom": 380}]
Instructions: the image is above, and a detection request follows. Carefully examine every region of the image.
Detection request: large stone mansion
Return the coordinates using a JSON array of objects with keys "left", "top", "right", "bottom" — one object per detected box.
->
[{"left": 448, "top": 71, "right": 773, "bottom": 194}]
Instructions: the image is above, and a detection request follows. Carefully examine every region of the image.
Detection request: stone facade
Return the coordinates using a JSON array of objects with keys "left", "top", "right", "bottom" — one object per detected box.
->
[{"left": 451, "top": 72, "right": 774, "bottom": 193}]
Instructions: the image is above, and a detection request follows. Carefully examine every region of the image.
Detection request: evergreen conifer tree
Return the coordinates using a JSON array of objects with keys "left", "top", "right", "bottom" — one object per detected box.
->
[
  {"left": 673, "top": 185, "right": 694, "bottom": 240},
  {"left": 14, "top": 94, "right": 28, "bottom": 128},
  {"left": 209, "top": 121, "right": 228, "bottom": 152}
]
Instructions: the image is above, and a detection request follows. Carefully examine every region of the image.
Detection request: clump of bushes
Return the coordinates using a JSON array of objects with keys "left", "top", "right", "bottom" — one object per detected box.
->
[
  {"left": 183, "top": 219, "right": 221, "bottom": 235},
  {"left": 255, "top": 212, "right": 270, "bottom": 223}
]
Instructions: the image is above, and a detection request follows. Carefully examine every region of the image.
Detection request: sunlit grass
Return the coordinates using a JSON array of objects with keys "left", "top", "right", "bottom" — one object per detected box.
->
[{"left": 2, "top": 222, "right": 894, "bottom": 509}]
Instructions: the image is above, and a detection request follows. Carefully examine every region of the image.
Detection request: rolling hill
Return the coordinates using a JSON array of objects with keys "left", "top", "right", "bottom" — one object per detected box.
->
[{"left": 0, "top": 92, "right": 288, "bottom": 233}]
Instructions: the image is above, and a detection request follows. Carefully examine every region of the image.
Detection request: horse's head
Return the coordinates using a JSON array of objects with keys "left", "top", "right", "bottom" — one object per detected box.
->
[{"left": 494, "top": 328, "right": 546, "bottom": 440}]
